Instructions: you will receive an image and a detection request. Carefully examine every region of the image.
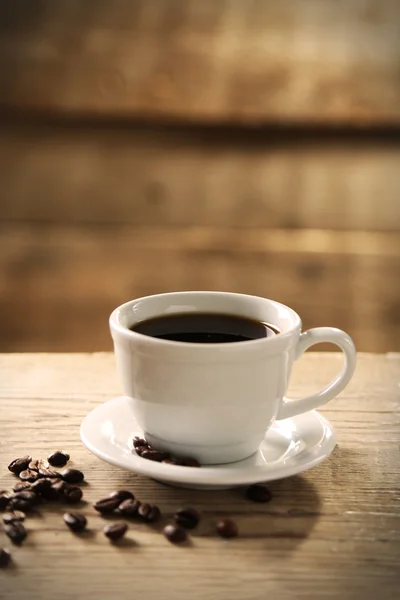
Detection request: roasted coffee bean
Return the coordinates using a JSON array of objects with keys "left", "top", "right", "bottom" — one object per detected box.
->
[
  {"left": 8, "top": 456, "right": 31, "bottom": 475},
  {"left": 61, "top": 469, "right": 84, "bottom": 484},
  {"left": 93, "top": 497, "right": 120, "bottom": 514},
  {"left": 118, "top": 498, "right": 141, "bottom": 517},
  {"left": 180, "top": 458, "right": 201, "bottom": 468},
  {"left": 134, "top": 446, "right": 150, "bottom": 456},
  {"left": 37, "top": 461, "right": 61, "bottom": 479},
  {"left": 64, "top": 485, "right": 83, "bottom": 504},
  {"left": 63, "top": 512, "right": 87, "bottom": 533},
  {"left": 31, "top": 477, "right": 53, "bottom": 495},
  {"left": 0, "top": 492, "right": 11, "bottom": 511},
  {"left": 12, "top": 481, "right": 31, "bottom": 493},
  {"left": 245, "top": 484, "right": 272, "bottom": 503},
  {"left": 52, "top": 480, "right": 68, "bottom": 494},
  {"left": 141, "top": 450, "right": 170, "bottom": 462},
  {"left": 216, "top": 518, "right": 238, "bottom": 539},
  {"left": 162, "top": 458, "right": 179, "bottom": 465},
  {"left": 163, "top": 524, "right": 187, "bottom": 544},
  {"left": 103, "top": 522, "right": 128, "bottom": 541},
  {"left": 28, "top": 459, "right": 40, "bottom": 471},
  {"left": 48, "top": 451, "right": 70, "bottom": 468},
  {"left": 108, "top": 490, "right": 134, "bottom": 503},
  {"left": 174, "top": 507, "right": 201, "bottom": 529},
  {"left": 4, "top": 522, "right": 27, "bottom": 545},
  {"left": 0, "top": 548, "right": 11, "bottom": 568},
  {"left": 19, "top": 469, "right": 38, "bottom": 483},
  {"left": 2, "top": 511, "right": 26, "bottom": 524},
  {"left": 133, "top": 437, "right": 148, "bottom": 448},
  {"left": 137, "top": 503, "right": 161, "bottom": 523},
  {"left": 11, "top": 490, "right": 37, "bottom": 504},
  {"left": 8, "top": 499, "right": 32, "bottom": 513}
]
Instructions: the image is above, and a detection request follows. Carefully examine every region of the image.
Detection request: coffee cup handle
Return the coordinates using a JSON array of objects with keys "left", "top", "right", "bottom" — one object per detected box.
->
[{"left": 276, "top": 327, "right": 356, "bottom": 420}]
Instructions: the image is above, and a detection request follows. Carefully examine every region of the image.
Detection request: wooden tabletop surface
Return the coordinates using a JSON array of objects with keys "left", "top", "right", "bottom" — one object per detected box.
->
[{"left": 0, "top": 352, "right": 399, "bottom": 600}]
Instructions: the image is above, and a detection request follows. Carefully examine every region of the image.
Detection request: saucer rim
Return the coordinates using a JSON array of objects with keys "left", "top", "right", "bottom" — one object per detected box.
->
[{"left": 80, "top": 396, "right": 336, "bottom": 486}]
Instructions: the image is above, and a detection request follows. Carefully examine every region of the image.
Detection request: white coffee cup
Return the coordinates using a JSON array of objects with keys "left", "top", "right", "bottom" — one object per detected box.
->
[{"left": 110, "top": 291, "right": 356, "bottom": 464}]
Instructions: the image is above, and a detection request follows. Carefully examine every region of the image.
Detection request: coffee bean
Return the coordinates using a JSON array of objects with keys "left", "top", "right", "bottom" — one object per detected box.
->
[
  {"left": 4, "top": 522, "right": 27, "bottom": 545},
  {"left": 2, "top": 511, "right": 26, "bottom": 524},
  {"left": 0, "top": 548, "right": 11, "bottom": 568},
  {"left": 48, "top": 451, "right": 70, "bottom": 468},
  {"left": 118, "top": 498, "right": 141, "bottom": 517},
  {"left": 245, "top": 484, "right": 272, "bottom": 503},
  {"left": 52, "top": 480, "right": 68, "bottom": 494},
  {"left": 19, "top": 469, "right": 39, "bottom": 483},
  {"left": 134, "top": 446, "right": 150, "bottom": 456},
  {"left": 162, "top": 458, "right": 178, "bottom": 465},
  {"left": 64, "top": 485, "right": 83, "bottom": 504},
  {"left": 40, "top": 480, "right": 64, "bottom": 501},
  {"left": 12, "top": 481, "right": 31, "bottom": 493},
  {"left": 103, "top": 522, "right": 128, "bottom": 541},
  {"left": 8, "top": 499, "right": 32, "bottom": 513},
  {"left": 133, "top": 437, "right": 148, "bottom": 448},
  {"left": 37, "top": 460, "right": 61, "bottom": 479},
  {"left": 11, "top": 490, "right": 37, "bottom": 504},
  {"left": 28, "top": 459, "right": 40, "bottom": 471},
  {"left": 0, "top": 492, "right": 11, "bottom": 511},
  {"left": 180, "top": 458, "right": 201, "bottom": 468},
  {"left": 108, "top": 490, "right": 134, "bottom": 503},
  {"left": 31, "top": 478, "right": 53, "bottom": 495},
  {"left": 93, "top": 497, "right": 120, "bottom": 514},
  {"left": 63, "top": 512, "right": 87, "bottom": 533},
  {"left": 141, "top": 450, "right": 170, "bottom": 462},
  {"left": 8, "top": 456, "right": 31, "bottom": 475},
  {"left": 174, "top": 507, "right": 201, "bottom": 529},
  {"left": 137, "top": 503, "right": 161, "bottom": 523},
  {"left": 163, "top": 524, "right": 187, "bottom": 544},
  {"left": 216, "top": 518, "right": 238, "bottom": 539},
  {"left": 61, "top": 469, "right": 84, "bottom": 484}
]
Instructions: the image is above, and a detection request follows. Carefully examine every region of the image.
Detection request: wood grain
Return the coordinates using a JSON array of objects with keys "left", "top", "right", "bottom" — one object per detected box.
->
[
  {"left": 0, "top": 0, "right": 399, "bottom": 125},
  {"left": 0, "top": 224, "right": 399, "bottom": 353},
  {"left": 0, "top": 352, "right": 399, "bottom": 600},
  {"left": 0, "top": 120, "right": 399, "bottom": 231}
]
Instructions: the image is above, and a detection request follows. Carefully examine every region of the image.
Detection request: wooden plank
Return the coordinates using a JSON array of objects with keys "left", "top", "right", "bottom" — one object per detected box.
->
[
  {"left": 0, "top": 224, "right": 399, "bottom": 352},
  {"left": 0, "top": 0, "right": 399, "bottom": 125},
  {"left": 0, "top": 120, "right": 399, "bottom": 231},
  {"left": 0, "top": 352, "right": 399, "bottom": 600}
]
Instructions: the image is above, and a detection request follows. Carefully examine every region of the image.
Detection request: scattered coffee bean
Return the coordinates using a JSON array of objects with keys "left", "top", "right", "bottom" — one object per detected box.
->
[
  {"left": 64, "top": 485, "right": 83, "bottom": 504},
  {"left": 8, "top": 456, "right": 31, "bottom": 475},
  {"left": 245, "top": 484, "right": 272, "bottom": 503},
  {"left": 108, "top": 490, "right": 134, "bottom": 503},
  {"left": 63, "top": 512, "right": 87, "bottom": 533},
  {"left": 163, "top": 524, "right": 187, "bottom": 544},
  {"left": 19, "top": 469, "right": 38, "bottom": 483},
  {"left": 103, "top": 522, "right": 128, "bottom": 541},
  {"left": 174, "top": 507, "right": 201, "bottom": 529},
  {"left": 118, "top": 498, "right": 141, "bottom": 517},
  {"left": 133, "top": 437, "right": 148, "bottom": 448},
  {"left": 61, "top": 469, "right": 84, "bottom": 484},
  {"left": 93, "top": 497, "right": 120, "bottom": 514},
  {"left": 216, "top": 518, "right": 238, "bottom": 539},
  {"left": 52, "top": 480, "right": 68, "bottom": 494},
  {"left": 31, "top": 478, "right": 53, "bottom": 495},
  {"left": 134, "top": 446, "right": 150, "bottom": 457},
  {"left": 48, "top": 451, "right": 70, "bottom": 468},
  {"left": 28, "top": 459, "right": 40, "bottom": 471},
  {"left": 162, "top": 458, "right": 178, "bottom": 465},
  {"left": 11, "top": 490, "right": 37, "bottom": 504},
  {"left": 12, "top": 481, "right": 31, "bottom": 493},
  {"left": 9, "top": 491, "right": 37, "bottom": 511},
  {"left": 138, "top": 503, "right": 161, "bottom": 523},
  {"left": 141, "top": 450, "right": 170, "bottom": 462},
  {"left": 40, "top": 481, "right": 63, "bottom": 501},
  {"left": 180, "top": 458, "right": 201, "bottom": 468},
  {"left": 2, "top": 511, "right": 26, "bottom": 524},
  {"left": 4, "top": 522, "right": 27, "bottom": 545},
  {"left": 0, "top": 491, "right": 11, "bottom": 511},
  {"left": 0, "top": 548, "right": 11, "bottom": 568}
]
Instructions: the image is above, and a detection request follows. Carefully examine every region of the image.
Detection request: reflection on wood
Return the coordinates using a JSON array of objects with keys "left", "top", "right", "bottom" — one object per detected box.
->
[
  {"left": 0, "top": 0, "right": 399, "bottom": 124},
  {"left": 0, "top": 225, "right": 398, "bottom": 352}
]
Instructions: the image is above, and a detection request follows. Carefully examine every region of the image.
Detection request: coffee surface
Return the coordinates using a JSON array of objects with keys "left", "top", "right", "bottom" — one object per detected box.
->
[{"left": 131, "top": 312, "right": 279, "bottom": 343}]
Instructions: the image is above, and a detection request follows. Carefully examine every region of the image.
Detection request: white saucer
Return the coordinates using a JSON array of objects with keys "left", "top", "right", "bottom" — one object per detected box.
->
[{"left": 80, "top": 396, "right": 336, "bottom": 490}]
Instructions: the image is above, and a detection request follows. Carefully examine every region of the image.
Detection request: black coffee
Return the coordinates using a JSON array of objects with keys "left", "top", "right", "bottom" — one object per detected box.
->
[{"left": 131, "top": 313, "right": 279, "bottom": 344}]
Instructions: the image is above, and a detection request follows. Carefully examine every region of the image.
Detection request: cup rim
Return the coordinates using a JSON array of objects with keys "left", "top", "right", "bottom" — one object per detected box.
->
[{"left": 109, "top": 291, "right": 302, "bottom": 349}]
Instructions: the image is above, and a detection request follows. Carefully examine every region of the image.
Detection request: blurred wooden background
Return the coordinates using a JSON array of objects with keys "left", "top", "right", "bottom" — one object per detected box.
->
[{"left": 0, "top": 0, "right": 399, "bottom": 352}]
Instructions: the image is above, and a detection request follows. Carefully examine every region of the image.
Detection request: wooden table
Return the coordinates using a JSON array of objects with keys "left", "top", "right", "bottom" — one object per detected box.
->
[{"left": 1, "top": 353, "right": 399, "bottom": 600}]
